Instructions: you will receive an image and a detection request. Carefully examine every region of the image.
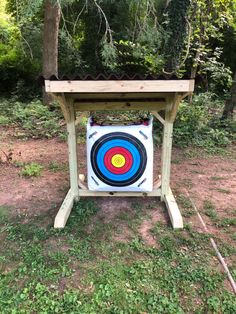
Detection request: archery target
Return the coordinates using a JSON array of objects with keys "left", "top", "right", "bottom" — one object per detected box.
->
[{"left": 87, "top": 118, "right": 153, "bottom": 192}]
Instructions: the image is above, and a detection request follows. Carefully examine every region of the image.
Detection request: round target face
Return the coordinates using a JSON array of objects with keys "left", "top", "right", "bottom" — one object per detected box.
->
[{"left": 90, "top": 132, "right": 147, "bottom": 186}]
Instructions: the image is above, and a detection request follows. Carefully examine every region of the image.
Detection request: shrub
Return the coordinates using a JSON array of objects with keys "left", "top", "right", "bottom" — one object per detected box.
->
[
  {"left": 21, "top": 162, "right": 43, "bottom": 177},
  {"left": 173, "top": 92, "right": 234, "bottom": 148},
  {"left": 0, "top": 98, "right": 65, "bottom": 138}
]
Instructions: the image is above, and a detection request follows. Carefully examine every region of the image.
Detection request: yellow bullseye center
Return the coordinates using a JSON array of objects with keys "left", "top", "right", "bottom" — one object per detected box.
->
[{"left": 111, "top": 154, "right": 126, "bottom": 168}]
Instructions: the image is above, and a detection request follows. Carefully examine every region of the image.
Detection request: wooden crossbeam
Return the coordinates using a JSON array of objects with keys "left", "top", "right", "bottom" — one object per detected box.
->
[
  {"left": 78, "top": 189, "right": 161, "bottom": 197},
  {"left": 74, "top": 100, "right": 167, "bottom": 112}
]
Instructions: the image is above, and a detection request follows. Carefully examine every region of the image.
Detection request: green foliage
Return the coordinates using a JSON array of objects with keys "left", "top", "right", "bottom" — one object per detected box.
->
[
  {"left": 48, "top": 161, "right": 67, "bottom": 172},
  {"left": 105, "top": 39, "right": 164, "bottom": 74},
  {"left": 0, "top": 98, "right": 65, "bottom": 138},
  {"left": 0, "top": 2, "right": 40, "bottom": 96},
  {"left": 0, "top": 115, "right": 10, "bottom": 125},
  {"left": 173, "top": 92, "right": 235, "bottom": 148},
  {"left": 163, "top": 0, "right": 191, "bottom": 72},
  {"left": 21, "top": 162, "right": 43, "bottom": 177},
  {"left": 200, "top": 48, "right": 233, "bottom": 94},
  {"left": 203, "top": 199, "right": 218, "bottom": 221},
  {"left": 186, "top": 0, "right": 236, "bottom": 81}
]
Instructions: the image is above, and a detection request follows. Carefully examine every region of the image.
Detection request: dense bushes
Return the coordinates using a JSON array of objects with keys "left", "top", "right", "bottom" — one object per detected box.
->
[
  {"left": 0, "top": 98, "right": 64, "bottom": 138},
  {"left": 0, "top": 6, "right": 40, "bottom": 96},
  {"left": 0, "top": 92, "right": 234, "bottom": 149},
  {"left": 174, "top": 92, "right": 235, "bottom": 148}
]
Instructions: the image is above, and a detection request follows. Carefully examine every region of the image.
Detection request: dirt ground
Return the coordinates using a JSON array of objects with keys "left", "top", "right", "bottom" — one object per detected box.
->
[{"left": 0, "top": 128, "right": 236, "bottom": 247}]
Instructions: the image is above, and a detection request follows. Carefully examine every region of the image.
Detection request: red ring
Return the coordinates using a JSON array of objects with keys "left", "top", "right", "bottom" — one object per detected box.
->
[{"left": 104, "top": 147, "right": 133, "bottom": 174}]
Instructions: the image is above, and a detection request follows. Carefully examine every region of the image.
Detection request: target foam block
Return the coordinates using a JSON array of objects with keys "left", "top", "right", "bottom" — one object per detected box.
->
[{"left": 87, "top": 118, "right": 153, "bottom": 192}]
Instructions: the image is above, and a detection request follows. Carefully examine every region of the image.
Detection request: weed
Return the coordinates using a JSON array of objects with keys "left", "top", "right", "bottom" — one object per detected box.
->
[
  {"left": 166, "top": 194, "right": 195, "bottom": 218},
  {"left": 210, "top": 176, "right": 224, "bottom": 181},
  {"left": 0, "top": 98, "right": 65, "bottom": 139},
  {"left": 216, "top": 218, "right": 236, "bottom": 228},
  {"left": 14, "top": 161, "right": 26, "bottom": 168},
  {"left": 231, "top": 233, "right": 236, "bottom": 241},
  {"left": 131, "top": 201, "right": 143, "bottom": 211},
  {"left": 48, "top": 161, "right": 67, "bottom": 172},
  {"left": 171, "top": 158, "right": 181, "bottom": 164},
  {"left": 203, "top": 200, "right": 218, "bottom": 221},
  {"left": 20, "top": 162, "right": 43, "bottom": 177},
  {"left": 0, "top": 115, "right": 10, "bottom": 125},
  {"left": 216, "top": 188, "right": 231, "bottom": 194},
  {"left": 0, "top": 205, "right": 10, "bottom": 220}
]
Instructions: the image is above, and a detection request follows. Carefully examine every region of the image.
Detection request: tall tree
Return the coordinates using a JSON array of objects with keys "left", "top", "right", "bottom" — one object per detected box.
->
[
  {"left": 42, "top": 0, "right": 60, "bottom": 103},
  {"left": 163, "top": 0, "right": 190, "bottom": 73},
  {"left": 222, "top": 71, "right": 236, "bottom": 119},
  {"left": 42, "top": 0, "right": 60, "bottom": 78}
]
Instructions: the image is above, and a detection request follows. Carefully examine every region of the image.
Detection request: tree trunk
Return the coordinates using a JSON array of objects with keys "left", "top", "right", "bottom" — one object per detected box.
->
[
  {"left": 188, "top": 49, "right": 200, "bottom": 104},
  {"left": 222, "top": 71, "right": 236, "bottom": 119},
  {"left": 42, "top": 0, "right": 61, "bottom": 105}
]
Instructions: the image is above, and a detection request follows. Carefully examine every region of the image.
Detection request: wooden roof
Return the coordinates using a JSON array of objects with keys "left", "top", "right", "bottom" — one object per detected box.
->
[{"left": 45, "top": 79, "right": 195, "bottom": 94}]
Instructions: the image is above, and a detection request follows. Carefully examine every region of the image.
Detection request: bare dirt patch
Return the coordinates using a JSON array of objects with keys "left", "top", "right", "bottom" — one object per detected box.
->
[{"left": 0, "top": 135, "right": 235, "bottom": 253}]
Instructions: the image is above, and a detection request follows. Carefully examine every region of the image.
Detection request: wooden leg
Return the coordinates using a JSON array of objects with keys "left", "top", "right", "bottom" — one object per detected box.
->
[
  {"left": 67, "top": 113, "right": 79, "bottom": 200},
  {"left": 54, "top": 100, "right": 79, "bottom": 228},
  {"left": 161, "top": 110, "right": 183, "bottom": 229},
  {"left": 164, "top": 189, "right": 183, "bottom": 229},
  {"left": 54, "top": 189, "right": 74, "bottom": 228},
  {"left": 161, "top": 114, "right": 173, "bottom": 199}
]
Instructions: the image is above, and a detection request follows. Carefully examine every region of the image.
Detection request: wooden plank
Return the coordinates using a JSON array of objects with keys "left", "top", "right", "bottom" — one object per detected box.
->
[
  {"left": 169, "top": 93, "right": 183, "bottom": 123},
  {"left": 151, "top": 111, "right": 165, "bottom": 125},
  {"left": 78, "top": 174, "right": 87, "bottom": 190},
  {"left": 78, "top": 188, "right": 161, "bottom": 197},
  {"left": 164, "top": 189, "right": 183, "bottom": 229},
  {"left": 71, "top": 92, "right": 170, "bottom": 100},
  {"left": 54, "top": 189, "right": 74, "bottom": 228},
  {"left": 74, "top": 101, "right": 167, "bottom": 112},
  {"left": 161, "top": 110, "right": 173, "bottom": 199},
  {"left": 67, "top": 101, "right": 79, "bottom": 199},
  {"left": 50, "top": 93, "right": 71, "bottom": 123},
  {"left": 45, "top": 80, "right": 195, "bottom": 93},
  {"left": 153, "top": 175, "right": 162, "bottom": 189}
]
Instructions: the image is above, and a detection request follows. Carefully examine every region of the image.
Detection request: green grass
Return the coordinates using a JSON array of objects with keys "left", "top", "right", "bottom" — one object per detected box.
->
[
  {"left": 0, "top": 200, "right": 235, "bottom": 313},
  {"left": 216, "top": 218, "right": 236, "bottom": 228},
  {"left": 20, "top": 162, "right": 43, "bottom": 177},
  {"left": 0, "top": 98, "right": 65, "bottom": 139},
  {"left": 177, "top": 194, "right": 195, "bottom": 217},
  {"left": 203, "top": 199, "right": 218, "bottom": 221},
  {"left": 210, "top": 176, "right": 224, "bottom": 181},
  {"left": 0, "top": 205, "right": 11, "bottom": 219},
  {"left": 48, "top": 161, "right": 68, "bottom": 172},
  {"left": 216, "top": 188, "right": 231, "bottom": 194}
]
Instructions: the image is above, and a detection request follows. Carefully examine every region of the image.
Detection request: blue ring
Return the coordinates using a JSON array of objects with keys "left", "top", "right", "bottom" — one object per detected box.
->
[{"left": 96, "top": 139, "right": 140, "bottom": 181}]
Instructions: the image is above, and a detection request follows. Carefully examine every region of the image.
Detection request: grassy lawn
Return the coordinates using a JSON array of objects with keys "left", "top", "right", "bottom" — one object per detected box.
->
[
  {"left": 0, "top": 97, "right": 235, "bottom": 312},
  {"left": 0, "top": 199, "right": 235, "bottom": 314}
]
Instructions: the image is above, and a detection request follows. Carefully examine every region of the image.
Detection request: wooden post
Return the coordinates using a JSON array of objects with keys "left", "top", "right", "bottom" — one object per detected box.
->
[
  {"left": 161, "top": 109, "right": 173, "bottom": 200},
  {"left": 54, "top": 97, "right": 79, "bottom": 228},
  {"left": 161, "top": 97, "right": 183, "bottom": 228},
  {"left": 67, "top": 100, "right": 79, "bottom": 200}
]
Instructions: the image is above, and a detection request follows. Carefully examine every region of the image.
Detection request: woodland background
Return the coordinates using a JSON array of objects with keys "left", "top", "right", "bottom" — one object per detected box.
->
[
  {"left": 0, "top": 0, "right": 235, "bottom": 148},
  {"left": 0, "top": 2, "right": 236, "bottom": 312}
]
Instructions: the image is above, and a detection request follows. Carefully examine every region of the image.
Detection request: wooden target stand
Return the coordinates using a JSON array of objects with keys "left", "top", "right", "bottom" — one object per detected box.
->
[{"left": 45, "top": 79, "right": 195, "bottom": 229}]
